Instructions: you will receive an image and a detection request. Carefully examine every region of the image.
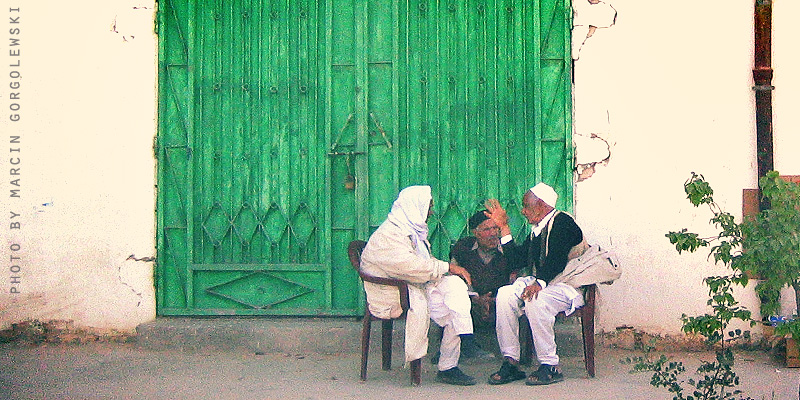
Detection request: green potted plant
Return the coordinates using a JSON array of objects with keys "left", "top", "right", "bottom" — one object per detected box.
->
[
  {"left": 736, "top": 171, "right": 800, "bottom": 366},
  {"left": 666, "top": 171, "right": 800, "bottom": 359},
  {"left": 737, "top": 172, "right": 800, "bottom": 315},
  {"left": 769, "top": 316, "right": 800, "bottom": 367}
]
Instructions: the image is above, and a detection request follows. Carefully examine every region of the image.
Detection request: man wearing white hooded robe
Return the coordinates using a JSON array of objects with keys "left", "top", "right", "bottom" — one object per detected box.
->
[{"left": 360, "top": 185, "right": 479, "bottom": 385}]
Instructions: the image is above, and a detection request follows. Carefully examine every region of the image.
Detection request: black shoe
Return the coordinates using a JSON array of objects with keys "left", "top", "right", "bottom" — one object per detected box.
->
[
  {"left": 436, "top": 367, "right": 477, "bottom": 386},
  {"left": 430, "top": 351, "right": 440, "bottom": 364}
]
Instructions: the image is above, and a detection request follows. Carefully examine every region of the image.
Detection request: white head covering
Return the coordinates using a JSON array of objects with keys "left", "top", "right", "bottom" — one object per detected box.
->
[
  {"left": 387, "top": 185, "right": 433, "bottom": 258},
  {"left": 529, "top": 182, "right": 558, "bottom": 208}
]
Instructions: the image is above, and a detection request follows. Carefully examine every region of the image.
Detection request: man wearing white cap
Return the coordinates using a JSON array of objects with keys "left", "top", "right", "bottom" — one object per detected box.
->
[
  {"left": 483, "top": 183, "right": 586, "bottom": 386},
  {"left": 360, "top": 185, "right": 480, "bottom": 386}
]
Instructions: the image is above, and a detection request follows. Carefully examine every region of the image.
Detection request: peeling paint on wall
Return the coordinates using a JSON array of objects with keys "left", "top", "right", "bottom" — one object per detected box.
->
[
  {"left": 572, "top": 1, "right": 616, "bottom": 182},
  {"left": 575, "top": 133, "right": 612, "bottom": 182},
  {"left": 572, "top": 0, "right": 617, "bottom": 60}
]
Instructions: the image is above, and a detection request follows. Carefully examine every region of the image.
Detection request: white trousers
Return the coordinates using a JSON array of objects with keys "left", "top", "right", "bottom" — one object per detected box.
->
[
  {"left": 405, "top": 274, "right": 473, "bottom": 371},
  {"left": 495, "top": 282, "right": 583, "bottom": 366}
]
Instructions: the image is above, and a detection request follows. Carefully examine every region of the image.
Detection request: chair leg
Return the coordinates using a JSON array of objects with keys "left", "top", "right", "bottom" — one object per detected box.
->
[
  {"left": 580, "top": 308, "right": 596, "bottom": 377},
  {"left": 381, "top": 319, "right": 394, "bottom": 371},
  {"left": 360, "top": 310, "right": 372, "bottom": 381},
  {"left": 410, "top": 358, "right": 421, "bottom": 386},
  {"left": 519, "top": 316, "right": 533, "bottom": 365}
]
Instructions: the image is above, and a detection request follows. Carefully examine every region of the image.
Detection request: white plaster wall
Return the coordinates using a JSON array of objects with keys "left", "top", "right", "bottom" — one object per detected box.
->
[
  {"left": 0, "top": 0, "right": 796, "bottom": 336},
  {"left": 772, "top": 0, "right": 800, "bottom": 175},
  {"left": 0, "top": 0, "right": 158, "bottom": 331},
  {"left": 573, "top": 0, "right": 799, "bottom": 335}
]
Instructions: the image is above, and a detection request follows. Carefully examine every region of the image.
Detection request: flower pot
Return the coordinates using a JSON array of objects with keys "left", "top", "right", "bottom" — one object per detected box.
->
[
  {"left": 744, "top": 270, "right": 762, "bottom": 280},
  {"left": 762, "top": 323, "right": 775, "bottom": 339},
  {"left": 786, "top": 336, "right": 800, "bottom": 368}
]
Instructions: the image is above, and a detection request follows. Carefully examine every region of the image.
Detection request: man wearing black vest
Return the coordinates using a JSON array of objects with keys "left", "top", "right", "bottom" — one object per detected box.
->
[
  {"left": 449, "top": 210, "right": 519, "bottom": 326},
  {"left": 484, "top": 183, "right": 585, "bottom": 386}
]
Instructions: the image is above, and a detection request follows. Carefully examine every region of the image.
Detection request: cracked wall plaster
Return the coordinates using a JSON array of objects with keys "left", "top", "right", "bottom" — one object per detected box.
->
[
  {"left": 119, "top": 255, "right": 155, "bottom": 307},
  {"left": 572, "top": 0, "right": 617, "bottom": 60},
  {"left": 575, "top": 133, "right": 612, "bottom": 182},
  {"left": 572, "top": 0, "right": 617, "bottom": 182}
]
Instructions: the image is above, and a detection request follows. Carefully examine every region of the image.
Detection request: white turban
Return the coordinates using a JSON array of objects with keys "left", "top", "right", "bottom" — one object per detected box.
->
[{"left": 529, "top": 182, "right": 558, "bottom": 208}]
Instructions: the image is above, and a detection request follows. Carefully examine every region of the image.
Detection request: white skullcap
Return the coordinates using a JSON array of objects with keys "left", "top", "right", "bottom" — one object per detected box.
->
[{"left": 529, "top": 182, "right": 558, "bottom": 208}]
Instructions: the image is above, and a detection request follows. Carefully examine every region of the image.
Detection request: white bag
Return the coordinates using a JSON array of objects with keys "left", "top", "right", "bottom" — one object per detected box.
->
[{"left": 551, "top": 244, "right": 622, "bottom": 288}]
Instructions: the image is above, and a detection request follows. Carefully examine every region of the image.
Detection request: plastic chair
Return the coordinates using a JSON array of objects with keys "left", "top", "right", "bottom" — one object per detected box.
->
[
  {"left": 519, "top": 284, "right": 596, "bottom": 377},
  {"left": 348, "top": 240, "right": 422, "bottom": 386}
]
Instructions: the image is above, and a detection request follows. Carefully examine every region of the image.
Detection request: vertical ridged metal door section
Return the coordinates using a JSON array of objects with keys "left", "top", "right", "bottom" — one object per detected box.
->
[
  {"left": 156, "top": 0, "right": 572, "bottom": 316},
  {"left": 398, "top": 0, "right": 574, "bottom": 258}
]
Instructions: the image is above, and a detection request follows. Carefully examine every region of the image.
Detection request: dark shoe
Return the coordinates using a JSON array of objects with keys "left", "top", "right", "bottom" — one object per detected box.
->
[
  {"left": 487, "top": 359, "right": 527, "bottom": 385},
  {"left": 525, "top": 364, "right": 564, "bottom": 385},
  {"left": 436, "top": 367, "right": 477, "bottom": 386},
  {"left": 460, "top": 335, "right": 495, "bottom": 362},
  {"left": 430, "top": 351, "right": 440, "bottom": 365}
]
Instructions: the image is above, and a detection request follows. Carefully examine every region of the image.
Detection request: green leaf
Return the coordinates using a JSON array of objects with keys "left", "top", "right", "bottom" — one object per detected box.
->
[{"left": 684, "top": 172, "right": 714, "bottom": 206}]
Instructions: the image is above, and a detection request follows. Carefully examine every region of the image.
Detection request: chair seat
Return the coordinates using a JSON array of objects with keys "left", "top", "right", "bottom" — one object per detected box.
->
[{"left": 349, "top": 240, "right": 422, "bottom": 386}]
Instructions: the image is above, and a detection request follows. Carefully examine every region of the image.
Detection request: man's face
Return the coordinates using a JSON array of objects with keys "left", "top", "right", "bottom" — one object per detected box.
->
[
  {"left": 521, "top": 192, "right": 546, "bottom": 225},
  {"left": 473, "top": 219, "right": 500, "bottom": 250},
  {"left": 426, "top": 199, "right": 434, "bottom": 222}
]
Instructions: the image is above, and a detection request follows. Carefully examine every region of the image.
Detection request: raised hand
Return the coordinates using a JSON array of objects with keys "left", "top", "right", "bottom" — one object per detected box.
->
[{"left": 484, "top": 199, "right": 511, "bottom": 236}]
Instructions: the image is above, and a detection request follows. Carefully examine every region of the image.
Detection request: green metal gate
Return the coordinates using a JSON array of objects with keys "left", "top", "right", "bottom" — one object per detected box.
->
[{"left": 156, "top": 0, "right": 573, "bottom": 316}]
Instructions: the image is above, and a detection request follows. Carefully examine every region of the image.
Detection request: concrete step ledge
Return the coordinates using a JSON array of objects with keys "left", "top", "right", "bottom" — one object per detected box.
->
[
  {"left": 134, "top": 317, "right": 584, "bottom": 356},
  {"left": 134, "top": 317, "right": 400, "bottom": 354}
]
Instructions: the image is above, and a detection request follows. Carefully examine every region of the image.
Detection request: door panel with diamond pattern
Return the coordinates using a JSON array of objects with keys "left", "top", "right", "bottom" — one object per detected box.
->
[
  {"left": 157, "top": 0, "right": 332, "bottom": 315},
  {"left": 157, "top": 0, "right": 573, "bottom": 316}
]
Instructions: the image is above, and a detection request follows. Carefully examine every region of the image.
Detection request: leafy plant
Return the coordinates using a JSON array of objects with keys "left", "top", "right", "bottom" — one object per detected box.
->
[
  {"left": 668, "top": 171, "right": 800, "bottom": 323},
  {"left": 736, "top": 171, "right": 800, "bottom": 317},
  {"left": 626, "top": 172, "right": 756, "bottom": 400},
  {"left": 775, "top": 320, "right": 800, "bottom": 341},
  {"left": 666, "top": 173, "right": 753, "bottom": 347}
]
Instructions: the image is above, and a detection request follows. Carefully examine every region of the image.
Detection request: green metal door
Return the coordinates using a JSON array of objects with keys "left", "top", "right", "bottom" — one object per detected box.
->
[
  {"left": 395, "top": 0, "right": 574, "bottom": 256},
  {"left": 156, "top": 0, "right": 573, "bottom": 316}
]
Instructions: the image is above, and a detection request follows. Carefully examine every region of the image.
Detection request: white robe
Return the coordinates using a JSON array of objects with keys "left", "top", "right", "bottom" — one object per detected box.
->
[{"left": 361, "top": 218, "right": 472, "bottom": 368}]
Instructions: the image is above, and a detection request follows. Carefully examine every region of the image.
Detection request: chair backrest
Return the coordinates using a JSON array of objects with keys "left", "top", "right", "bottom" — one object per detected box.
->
[
  {"left": 348, "top": 240, "right": 368, "bottom": 272},
  {"left": 347, "top": 239, "right": 411, "bottom": 313}
]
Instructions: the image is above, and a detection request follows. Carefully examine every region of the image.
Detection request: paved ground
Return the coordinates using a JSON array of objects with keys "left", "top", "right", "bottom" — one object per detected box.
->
[{"left": 1, "top": 341, "right": 798, "bottom": 399}]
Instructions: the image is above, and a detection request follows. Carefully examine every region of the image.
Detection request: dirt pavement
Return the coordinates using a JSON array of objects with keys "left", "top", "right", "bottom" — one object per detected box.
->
[{"left": 1, "top": 342, "right": 798, "bottom": 400}]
